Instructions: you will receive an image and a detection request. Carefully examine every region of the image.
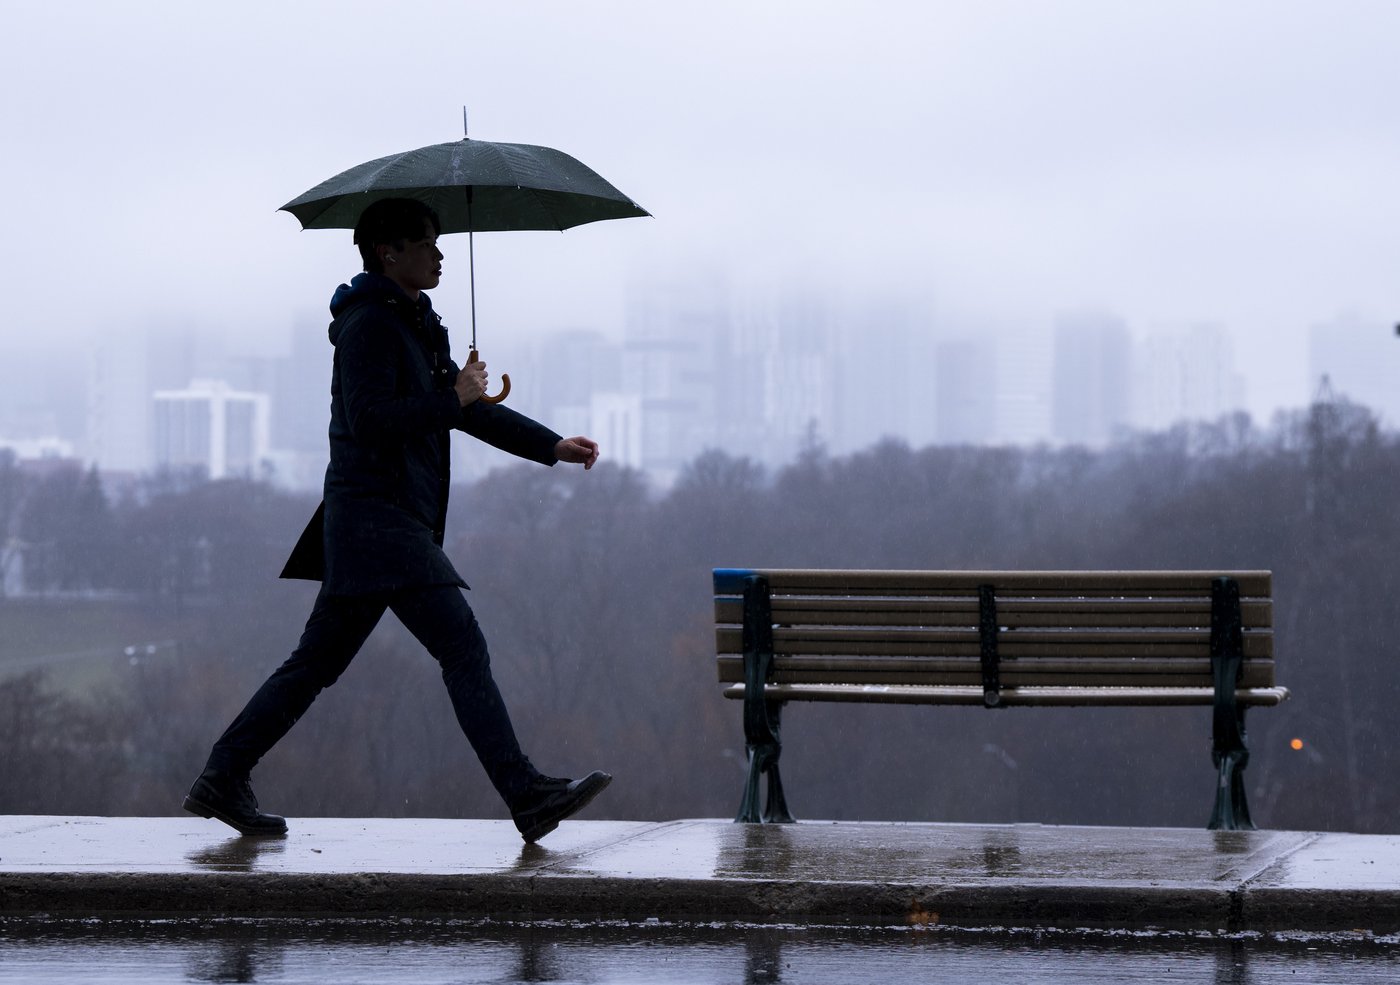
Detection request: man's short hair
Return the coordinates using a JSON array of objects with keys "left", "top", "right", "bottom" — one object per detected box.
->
[{"left": 354, "top": 198, "right": 443, "bottom": 274}]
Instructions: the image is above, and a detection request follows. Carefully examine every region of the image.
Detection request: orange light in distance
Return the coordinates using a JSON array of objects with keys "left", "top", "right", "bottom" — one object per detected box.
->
[{"left": 1290, "top": 738, "right": 1305, "bottom": 751}]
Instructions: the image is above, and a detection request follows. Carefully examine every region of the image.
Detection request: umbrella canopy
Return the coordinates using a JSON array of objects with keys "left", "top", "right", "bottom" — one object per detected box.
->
[
  {"left": 279, "top": 138, "right": 649, "bottom": 233},
  {"left": 279, "top": 133, "right": 648, "bottom": 404}
]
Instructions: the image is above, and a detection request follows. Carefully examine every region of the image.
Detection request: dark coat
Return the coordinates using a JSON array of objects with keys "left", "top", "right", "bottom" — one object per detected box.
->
[{"left": 280, "top": 273, "right": 561, "bottom": 595}]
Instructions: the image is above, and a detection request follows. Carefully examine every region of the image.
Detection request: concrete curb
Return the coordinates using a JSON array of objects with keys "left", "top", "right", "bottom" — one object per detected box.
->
[
  {"left": 2, "top": 817, "right": 1397, "bottom": 933},
  {"left": 8, "top": 872, "right": 1398, "bottom": 933}
]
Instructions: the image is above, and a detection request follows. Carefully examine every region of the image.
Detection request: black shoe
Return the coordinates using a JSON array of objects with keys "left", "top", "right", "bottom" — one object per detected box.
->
[
  {"left": 183, "top": 769, "right": 287, "bottom": 836},
  {"left": 511, "top": 770, "right": 612, "bottom": 844}
]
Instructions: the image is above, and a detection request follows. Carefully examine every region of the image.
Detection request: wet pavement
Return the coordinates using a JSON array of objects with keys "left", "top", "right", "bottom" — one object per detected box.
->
[{"left": 2, "top": 816, "right": 1399, "bottom": 935}]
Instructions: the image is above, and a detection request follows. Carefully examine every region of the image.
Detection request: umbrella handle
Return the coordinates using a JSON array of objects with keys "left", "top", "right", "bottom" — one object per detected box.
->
[{"left": 467, "top": 349, "right": 511, "bottom": 404}]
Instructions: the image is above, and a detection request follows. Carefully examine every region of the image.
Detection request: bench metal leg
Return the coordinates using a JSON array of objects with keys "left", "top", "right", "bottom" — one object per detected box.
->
[
  {"left": 737, "top": 721, "right": 794, "bottom": 824},
  {"left": 735, "top": 574, "right": 795, "bottom": 824},
  {"left": 1209, "top": 706, "right": 1255, "bottom": 830},
  {"left": 737, "top": 747, "right": 765, "bottom": 824},
  {"left": 1208, "top": 577, "right": 1255, "bottom": 830},
  {"left": 737, "top": 690, "right": 795, "bottom": 824},
  {"left": 763, "top": 758, "right": 794, "bottom": 824}
]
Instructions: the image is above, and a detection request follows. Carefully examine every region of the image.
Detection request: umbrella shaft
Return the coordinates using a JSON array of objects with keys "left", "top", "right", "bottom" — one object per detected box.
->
[
  {"left": 464, "top": 185, "right": 478, "bottom": 351},
  {"left": 469, "top": 228, "right": 477, "bottom": 351}
]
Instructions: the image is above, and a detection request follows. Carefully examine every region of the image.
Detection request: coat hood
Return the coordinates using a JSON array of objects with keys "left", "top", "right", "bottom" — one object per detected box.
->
[{"left": 328, "top": 273, "right": 434, "bottom": 345}]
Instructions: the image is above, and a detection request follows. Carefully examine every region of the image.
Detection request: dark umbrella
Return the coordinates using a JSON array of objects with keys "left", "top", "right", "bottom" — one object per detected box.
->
[{"left": 280, "top": 121, "right": 648, "bottom": 401}]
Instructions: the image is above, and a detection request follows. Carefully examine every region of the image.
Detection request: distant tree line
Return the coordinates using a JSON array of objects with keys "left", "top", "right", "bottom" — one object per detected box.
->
[{"left": 0, "top": 397, "right": 1396, "bottom": 833}]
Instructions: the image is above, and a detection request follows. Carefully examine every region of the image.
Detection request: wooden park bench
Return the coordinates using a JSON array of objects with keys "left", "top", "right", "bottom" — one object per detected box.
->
[{"left": 713, "top": 568, "right": 1289, "bottom": 831}]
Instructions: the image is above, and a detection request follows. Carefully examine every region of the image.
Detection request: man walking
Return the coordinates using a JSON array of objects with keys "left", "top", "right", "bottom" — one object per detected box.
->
[{"left": 183, "top": 198, "right": 609, "bottom": 843}]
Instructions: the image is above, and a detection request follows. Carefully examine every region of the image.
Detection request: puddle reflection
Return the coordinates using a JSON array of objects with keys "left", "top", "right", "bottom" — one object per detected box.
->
[
  {"left": 183, "top": 938, "right": 279, "bottom": 984},
  {"left": 1215, "top": 938, "right": 1249, "bottom": 985},
  {"left": 980, "top": 831, "right": 1023, "bottom": 877},
  {"left": 186, "top": 835, "right": 288, "bottom": 872},
  {"left": 511, "top": 843, "right": 551, "bottom": 872},
  {"left": 744, "top": 925, "right": 784, "bottom": 984},
  {"left": 715, "top": 823, "right": 801, "bottom": 879},
  {"left": 509, "top": 925, "right": 565, "bottom": 982},
  {"left": 1211, "top": 830, "right": 1259, "bottom": 856},
  {"left": 713, "top": 823, "right": 1034, "bottom": 881}
]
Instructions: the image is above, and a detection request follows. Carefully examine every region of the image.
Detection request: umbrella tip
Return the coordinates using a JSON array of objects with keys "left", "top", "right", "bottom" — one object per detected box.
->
[{"left": 463, "top": 106, "right": 469, "bottom": 138}]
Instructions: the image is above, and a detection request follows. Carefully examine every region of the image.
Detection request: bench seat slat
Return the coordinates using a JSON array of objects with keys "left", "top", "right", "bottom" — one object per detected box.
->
[
  {"left": 728, "top": 569, "right": 1271, "bottom": 597},
  {"left": 721, "top": 682, "right": 1291, "bottom": 707},
  {"left": 716, "top": 656, "right": 1277, "bottom": 688},
  {"left": 714, "top": 598, "right": 1273, "bottom": 629},
  {"left": 715, "top": 628, "right": 1273, "bottom": 658},
  {"left": 729, "top": 668, "right": 1277, "bottom": 688},
  {"left": 718, "top": 655, "right": 1278, "bottom": 675}
]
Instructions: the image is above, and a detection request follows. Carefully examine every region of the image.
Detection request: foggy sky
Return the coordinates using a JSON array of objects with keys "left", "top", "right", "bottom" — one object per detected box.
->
[{"left": 4, "top": 0, "right": 1399, "bottom": 420}]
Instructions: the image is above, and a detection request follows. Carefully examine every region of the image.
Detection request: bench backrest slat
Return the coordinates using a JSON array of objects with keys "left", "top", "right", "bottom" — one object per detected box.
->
[
  {"left": 716, "top": 568, "right": 1272, "bottom": 598},
  {"left": 714, "top": 598, "right": 1273, "bottom": 630}
]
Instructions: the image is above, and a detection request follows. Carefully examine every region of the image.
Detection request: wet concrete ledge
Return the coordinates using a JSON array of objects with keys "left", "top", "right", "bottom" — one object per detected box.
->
[{"left": 1, "top": 816, "right": 1397, "bottom": 934}]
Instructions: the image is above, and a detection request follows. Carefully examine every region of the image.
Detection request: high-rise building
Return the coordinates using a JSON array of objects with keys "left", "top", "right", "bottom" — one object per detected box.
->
[
  {"left": 838, "top": 303, "right": 938, "bottom": 452},
  {"left": 589, "top": 392, "right": 644, "bottom": 471},
  {"left": 271, "top": 321, "right": 333, "bottom": 456},
  {"left": 1134, "top": 323, "right": 1246, "bottom": 430},
  {"left": 87, "top": 326, "right": 229, "bottom": 475},
  {"left": 1052, "top": 311, "right": 1132, "bottom": 446},
  {"left": 718, "top": 290, "right": 839, "bottom": 465},
  {"left": 933, "top": 338, "right": 997, "bottom": 445},
  {"left": 528, "top": 329, "right": 642, "bottom": 471},
  {"left": 624, "top": 280, "right": 726, "bottom": 484},
  {"left": 152, "top": 379, "right": 271, "bottom": 480},
  {"left": 993, "top": 325, "right": 1053, "bottom": 446},
  {"left": 533, "top": 329, "right": 623, "bottom": 427},
  {"left": 87, "top": 337, "right": 152, "bottom": 473}
]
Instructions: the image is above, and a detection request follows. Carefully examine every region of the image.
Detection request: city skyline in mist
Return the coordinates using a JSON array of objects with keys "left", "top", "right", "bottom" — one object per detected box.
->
[
  {"left": 4, "top": 277, "right": 1398, "bottom": 493},
  {"left": 4, "top": 2, "right": 1400, "bottom": 429}
]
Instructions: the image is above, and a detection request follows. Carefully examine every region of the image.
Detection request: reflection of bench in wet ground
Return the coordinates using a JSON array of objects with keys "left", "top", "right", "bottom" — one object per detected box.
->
[
  {"left": 710, "top": 822, "right": 1280, "bottom": 885},
  {"left": 703, "top": 822, "right": 1333, "bottom": 938},
  {"left": 737, "top": 931, "right": 1259, "bottom": 985},
  {"left": 714, "top": 822, "right": 1026, "bottom": 881},
  {"left": 755, "top": 930, "right": 1271, "bottom": 985}
]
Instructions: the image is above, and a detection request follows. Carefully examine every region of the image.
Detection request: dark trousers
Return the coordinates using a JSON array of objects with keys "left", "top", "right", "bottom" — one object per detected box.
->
[{"left": 205, "top": 583, "right": 537, "bottom": 807}]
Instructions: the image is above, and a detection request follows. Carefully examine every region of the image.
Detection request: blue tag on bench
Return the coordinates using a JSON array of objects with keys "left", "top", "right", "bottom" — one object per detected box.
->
[{"left": 713, "top": 568, "right": 758, "bottom": 595}]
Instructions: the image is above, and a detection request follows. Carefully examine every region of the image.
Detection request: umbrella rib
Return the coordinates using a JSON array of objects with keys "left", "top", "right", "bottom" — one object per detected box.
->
[
  {"left": 475, "top": 140, "right": 567, "bottom": 232},
  {"left": 356, "top": 154, "right": 413, "bottom": 193},
  {"left": 517, "top": 185, "right": 567, "bottom": 231},
  {"left": 284, "top": 150, "right": 418, "bottom": 226}
]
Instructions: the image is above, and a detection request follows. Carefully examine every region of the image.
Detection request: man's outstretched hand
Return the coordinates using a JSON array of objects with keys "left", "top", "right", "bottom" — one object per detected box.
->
[{"left": 555, "top": 436, "right": 599, "bottom": 470}]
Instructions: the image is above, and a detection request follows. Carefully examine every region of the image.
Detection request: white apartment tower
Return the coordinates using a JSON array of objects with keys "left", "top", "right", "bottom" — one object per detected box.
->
[{"left": 153, "top": 379, "right": 271, "bottom": 480}]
